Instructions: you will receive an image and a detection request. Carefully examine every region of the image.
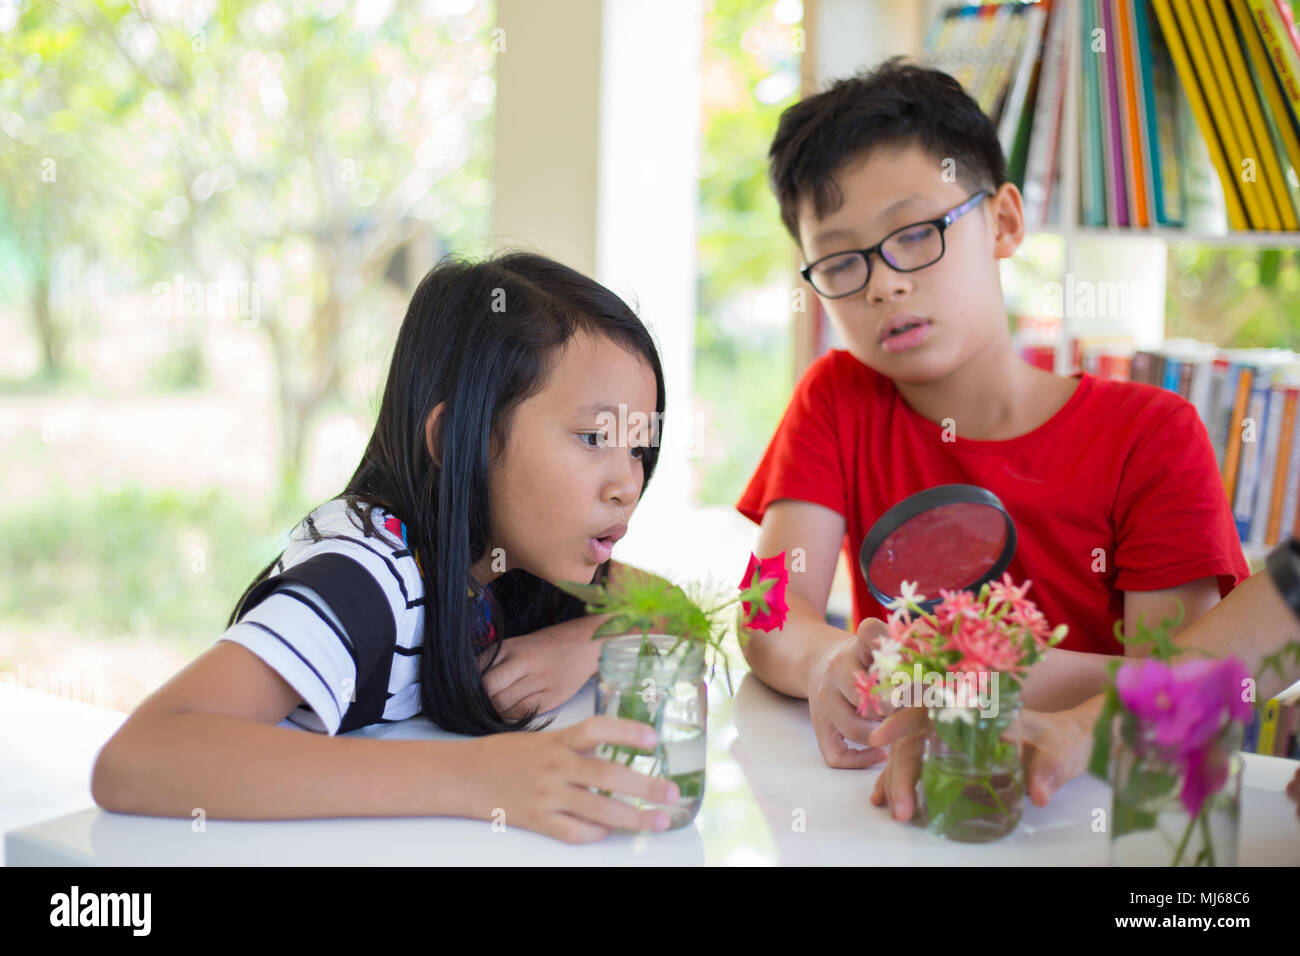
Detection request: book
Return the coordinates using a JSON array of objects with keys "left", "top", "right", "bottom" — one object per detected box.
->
[
  {"left": 1023, "top": 0, "right": 1068, "bottom": 226},
  {"left": 1266, "top": 382, "right": 1300, "bottom": 544},
  {"left": 1207, "top": 0, "right": 1296, "bottom": 227},
  {"left": 1257, "top": 696, "right": 1280, "bottom": 755},
  {"left": 1234, "top": 0, "right": 1300, "bottom": 222},
  {"left": 1151, "top": 0, "right": 1251, "bottom": 228}
]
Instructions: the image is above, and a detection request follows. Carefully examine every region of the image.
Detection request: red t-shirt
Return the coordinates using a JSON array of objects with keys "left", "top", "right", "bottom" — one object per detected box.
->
[{"left": 736, "top": 350, "right": 1250, "bottom": 655}]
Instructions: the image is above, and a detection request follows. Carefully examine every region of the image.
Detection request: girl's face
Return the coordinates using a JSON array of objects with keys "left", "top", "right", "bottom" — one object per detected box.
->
[{"left": 488, "top": 329, "right": 658, "bottom": 585}]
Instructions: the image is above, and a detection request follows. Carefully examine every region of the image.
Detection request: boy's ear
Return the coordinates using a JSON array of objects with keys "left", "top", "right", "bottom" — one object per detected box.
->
[
  {"left": 989, "top": 182, "right": 1026, "bottom": 260},
  {"left": 424, "top": 402, "right": 446, "bottom": 468}
]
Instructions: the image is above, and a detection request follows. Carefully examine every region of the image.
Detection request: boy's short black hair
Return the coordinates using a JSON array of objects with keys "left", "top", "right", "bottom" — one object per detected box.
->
[{"left": 769, "top": 56, "right": 1008, "bottom": 240}]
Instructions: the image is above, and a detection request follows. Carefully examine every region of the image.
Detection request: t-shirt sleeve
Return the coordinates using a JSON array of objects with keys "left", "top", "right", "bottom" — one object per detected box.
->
[
  {"left": 218, "top": 551, "right": 399, "bottom": 736},
  {"left": 1112, "top": 401, "right": 1250, "bottom": 597},
  {"left": 736, "top": 355, "right": 848, "bottom": 525}
]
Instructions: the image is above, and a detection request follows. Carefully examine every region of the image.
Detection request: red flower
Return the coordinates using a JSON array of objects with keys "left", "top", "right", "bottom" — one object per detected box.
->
[
  {"left": 739, "top": 551, "right": 789, "bottom": 632},
  {"left": 855, "top": 669, "right": 880, "bottom": 717}
]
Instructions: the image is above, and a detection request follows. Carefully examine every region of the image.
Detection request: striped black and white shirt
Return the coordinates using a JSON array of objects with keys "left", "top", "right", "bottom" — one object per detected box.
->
[{"left": 217, "top": 497, "right": 427, "bottom": 735}]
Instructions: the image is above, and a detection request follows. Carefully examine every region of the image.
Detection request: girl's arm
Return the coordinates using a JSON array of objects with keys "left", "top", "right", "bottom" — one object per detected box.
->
[{"left": 91, "top": 640, "right": 677, "bottom": 840}]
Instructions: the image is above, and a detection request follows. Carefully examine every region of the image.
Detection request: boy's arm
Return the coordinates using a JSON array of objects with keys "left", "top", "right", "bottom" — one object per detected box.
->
[
  {"left": 1020, "top": 576, "right": 1223, "bottom": 711},
  {"left": 741, "top": 499, "right": 888, "bottom": 768}
]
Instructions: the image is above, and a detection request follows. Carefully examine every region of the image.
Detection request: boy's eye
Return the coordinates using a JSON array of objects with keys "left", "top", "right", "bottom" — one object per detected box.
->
[
  {"left": 897, "top": 224, "right": 935, "bottom": 244},
  {"left": 580, "top": 432, "right": 606, "bottom": 448}
]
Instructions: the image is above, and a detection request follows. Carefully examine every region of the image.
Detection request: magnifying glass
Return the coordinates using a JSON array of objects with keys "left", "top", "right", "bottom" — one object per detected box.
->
[{"left": 859, "top": 484, "right": 1017, "bottom": 615}]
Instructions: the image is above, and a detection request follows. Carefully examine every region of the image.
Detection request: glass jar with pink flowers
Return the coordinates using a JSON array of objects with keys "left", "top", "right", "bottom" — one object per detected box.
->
[{"left": 857, "top": 575, "right": 1067, "bottom": 842}]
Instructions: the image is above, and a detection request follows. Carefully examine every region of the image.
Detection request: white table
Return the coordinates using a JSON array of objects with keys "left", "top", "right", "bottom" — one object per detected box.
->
[{"left": 6, "top": 673, "right": 1300, "bottom": 866}]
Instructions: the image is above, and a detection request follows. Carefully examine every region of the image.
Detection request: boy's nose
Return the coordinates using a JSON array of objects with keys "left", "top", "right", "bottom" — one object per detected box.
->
[{"left": 863, "top": 252, "right": 911, "bottom": 303}]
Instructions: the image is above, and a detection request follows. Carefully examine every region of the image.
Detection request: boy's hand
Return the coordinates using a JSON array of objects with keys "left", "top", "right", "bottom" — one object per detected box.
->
[
  {"left": 806, "top": 617, "right": 892, "bottom": 768},
  {"left": 479, "top": 616, "right": 602, "bottom": 719},
  {"left": 867, "top": 698, "right": 1100, "bottom": 821}
]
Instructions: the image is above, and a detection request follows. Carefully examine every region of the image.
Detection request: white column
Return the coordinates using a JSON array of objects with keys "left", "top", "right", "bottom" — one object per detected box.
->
[{"left": 595, "top": 0, "right": 704, "bottom": 554}]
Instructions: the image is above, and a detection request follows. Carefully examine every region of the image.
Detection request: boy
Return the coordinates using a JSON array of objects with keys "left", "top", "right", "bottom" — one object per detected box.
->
[{"left": 736, "top": 58, "right": 1249, "bottom": 769}]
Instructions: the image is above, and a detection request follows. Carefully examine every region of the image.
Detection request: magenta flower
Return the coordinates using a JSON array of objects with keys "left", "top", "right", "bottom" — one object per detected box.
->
[
  {"left": 1115, "top": 655, "right": 1252, "bottom": 817},
  {"left": 739, "top": 551, "right": 789, "bottom": 632}
]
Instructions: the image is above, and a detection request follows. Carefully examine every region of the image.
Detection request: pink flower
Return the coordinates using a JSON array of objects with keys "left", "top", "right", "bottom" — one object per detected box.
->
[
  {"left": 988, "top": 572, "right": 1033, "bottom": 614},
  {"left": 740, "top": 551, "right": 790, "bottom": 632},
  {"left": 1115, "top": 656, "right": 1253, "bottom": 817},
  {"left": 886, "top": 607, "right": 934, "bottom": 652},
  {"left": 944, "top": 615, "right": 1028, "bottom": 677},
  {"left": 1182, "top": 738, "right": 1232, "bottom": 820},
  {"left": 933, "top": 588, "right": 981, "bottom": 631},
  {"left": 855, "top": 669, "right": 880, "bottom": 718}
]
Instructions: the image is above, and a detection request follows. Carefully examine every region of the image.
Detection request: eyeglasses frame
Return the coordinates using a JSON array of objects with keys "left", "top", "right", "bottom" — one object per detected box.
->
[{"left": 799, "top": 189, "right": 994, "bottom": 299}]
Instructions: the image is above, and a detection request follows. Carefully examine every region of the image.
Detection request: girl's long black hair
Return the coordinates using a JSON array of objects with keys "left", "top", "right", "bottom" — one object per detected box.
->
[{"left": 227, "top": 252, "right": 666, "bottom": 735}]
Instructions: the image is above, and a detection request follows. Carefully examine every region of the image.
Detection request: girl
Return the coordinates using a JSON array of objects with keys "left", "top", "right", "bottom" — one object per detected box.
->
[{"left": 91, "top": 252, "right": 681, "bottom": 843}]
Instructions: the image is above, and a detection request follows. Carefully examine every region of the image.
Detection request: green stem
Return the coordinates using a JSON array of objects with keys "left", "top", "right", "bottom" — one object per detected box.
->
[
  {"left": 1199, "top": 810, "right": 1215, "bottom": 867},
  {"left": 1171, "top": 811, "right": 1197, "bottom": 866},
  {"left": 980, "top": 775, "right": 1009, "bottom": 815}
]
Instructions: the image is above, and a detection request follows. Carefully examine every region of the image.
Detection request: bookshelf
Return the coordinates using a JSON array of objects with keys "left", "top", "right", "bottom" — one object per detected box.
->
[
  {"left": 800, "top": 0, "right": 1300, "bottom": 618},
  {"left": 798, "top": 0, "right": 1300, "bottom": 380}
]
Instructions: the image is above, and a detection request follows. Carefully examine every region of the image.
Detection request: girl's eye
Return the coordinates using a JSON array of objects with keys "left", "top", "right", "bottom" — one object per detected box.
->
[
  {"left": 580, "top": 432, "right": 607, "bottom": 448},
  {"left": 631, "top": 445, "right": 647, "bottom": 460}
]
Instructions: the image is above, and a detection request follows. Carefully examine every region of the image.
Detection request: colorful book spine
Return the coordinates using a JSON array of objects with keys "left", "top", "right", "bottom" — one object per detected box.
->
[
  {"left": 1257, "top": 697, "right": 1280, "bottom": 755},
  {"left": 1233, "top": 369, "right": 1272, "bottom": 537},
  {"left": 1250, "top": 379, "right": 1286, "bottom": 543},
  {"left": 1266, "top": 384, "right": 1300, "bottom": 544},
  {"left": 1222, "top": 363, "right": 1254, "bottom": 503},
  {"left": 1151, "top": 0, "right": 1251, "bottom": 228}
]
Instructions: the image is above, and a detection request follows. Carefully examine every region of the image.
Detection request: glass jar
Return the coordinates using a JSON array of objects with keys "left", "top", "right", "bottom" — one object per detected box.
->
[
  {"left": 595, "top": 633, "right": 707, "bottom": 830},
  {"left": 920, "top": 683, "right": 1023, "bottom": 842},
  {"left": 1110, "top": 721, "right": 1242, "bottom": 867}
]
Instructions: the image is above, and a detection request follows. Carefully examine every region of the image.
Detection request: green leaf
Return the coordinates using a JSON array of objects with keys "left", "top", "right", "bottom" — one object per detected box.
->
[
  {"left": 1111, "top": 801, "right": 1158, "bottom": 837},
  {"left": 592, "top": 614, "right": 633, "bottom": 639},
  {"left": 556, "top": 580, "right": 608, "bottom": 605},
  {"left": 669, "top": 769, "right": 705, "bottom": 799},
  {"left": 1118, "top": 767, "right": 1179, "bottom": 805}
]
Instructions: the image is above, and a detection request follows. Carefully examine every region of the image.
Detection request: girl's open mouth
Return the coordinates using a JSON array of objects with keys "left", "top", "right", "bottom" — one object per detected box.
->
[{"left": 589, "top": 536, "right": 616, "bottom": 562}]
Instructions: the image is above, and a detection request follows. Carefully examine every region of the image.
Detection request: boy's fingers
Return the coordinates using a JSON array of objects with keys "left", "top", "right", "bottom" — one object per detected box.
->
[
  {"left": 813, "top": 712, "right": 886, "bottom": 768},
  {"left": 826, "top": 693, "right": 883, "bottom": 747},
  {"left": 870, "top": 770, "right": 887, "bottom": 806},
  {"left": 885, "top": 732, "right": 925, "bottom": 821},
  {"left": 1024, "top": 747, "right": 1063, "bottom": 807},
  {"left": 868, "top": 706, "right": 926, "bottom": 747}
]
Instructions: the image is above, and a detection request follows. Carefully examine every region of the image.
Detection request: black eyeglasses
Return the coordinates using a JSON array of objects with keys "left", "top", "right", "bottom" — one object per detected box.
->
[{"left": 799, "top": 190, "right": 992, "bottom": 299}]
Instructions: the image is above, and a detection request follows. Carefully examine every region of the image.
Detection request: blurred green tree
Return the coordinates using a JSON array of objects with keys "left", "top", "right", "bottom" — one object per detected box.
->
[{"left": 0, "top": 0, "right": 495, "bottom": 498}]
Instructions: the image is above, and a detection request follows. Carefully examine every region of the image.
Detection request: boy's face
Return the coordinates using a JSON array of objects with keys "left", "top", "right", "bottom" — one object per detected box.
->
[{"left": 796, "top": 142, "right": 1024, "bottom": 383}]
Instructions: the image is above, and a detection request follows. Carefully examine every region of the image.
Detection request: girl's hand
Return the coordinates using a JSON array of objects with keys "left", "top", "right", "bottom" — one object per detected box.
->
[
  {"left": 1287, "top": 766, "right": 1300, "bottom": 821},
  {"left": 459, "top": 715, "right": 680, "bottom": 842},
  {"left": 479, "top": 616, "right": 603, "bottom": 719}
]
